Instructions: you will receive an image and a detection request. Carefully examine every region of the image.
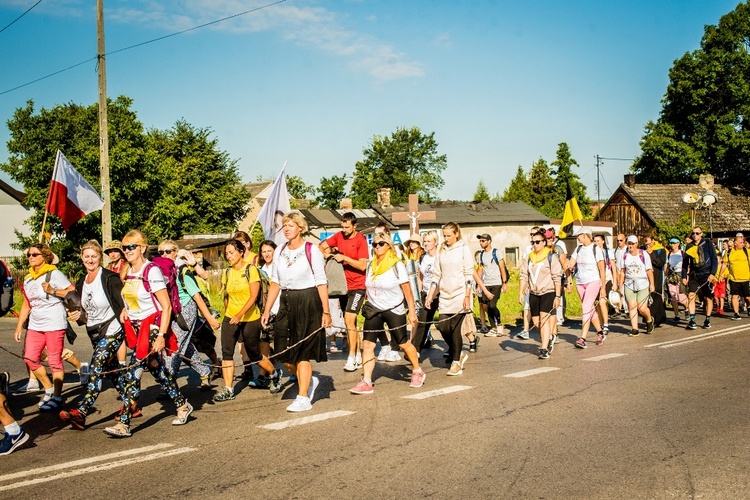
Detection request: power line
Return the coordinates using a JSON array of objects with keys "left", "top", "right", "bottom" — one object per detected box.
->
[
  {"left": 0, "top": 0, "right": 44, "bottom": 34},
  {"left": 0, "top": 0, "right": 287, "bottom": 97}
]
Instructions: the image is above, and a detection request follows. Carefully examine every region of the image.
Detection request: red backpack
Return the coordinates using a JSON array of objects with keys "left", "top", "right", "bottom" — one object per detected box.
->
[{"left": 134, "top": 256, "right": 182, "bottom": 316}]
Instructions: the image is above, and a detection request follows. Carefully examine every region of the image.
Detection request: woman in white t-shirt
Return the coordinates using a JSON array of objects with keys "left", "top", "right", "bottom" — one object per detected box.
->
[
  {"left": 13, "top": 243, "right": 75, "bottom": 411},
  {"left": 261, "top": 211, "right": 332, "bottom": 413},
  {"left": 566, "top": 229, "right": 606, "bottom": 349},
  {"left": 104, "top": 230, "right": 192, "bottom": 438},
  {"left": 412, "top": 230, "right": 439, "bottom": 355},
  {"left": 618, "top": 235, "right": 655, "bottom": 336},
  {"left": 349, "top": 233, "right": 425, "bottom": 395},
  {"left": 60, "top": 240, "right": 125, "bottom": 431}
]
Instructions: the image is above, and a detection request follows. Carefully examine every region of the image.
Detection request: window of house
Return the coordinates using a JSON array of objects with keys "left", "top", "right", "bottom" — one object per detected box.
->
[{"left": 505, "top": 247, "right": 518, "bottom": 268}]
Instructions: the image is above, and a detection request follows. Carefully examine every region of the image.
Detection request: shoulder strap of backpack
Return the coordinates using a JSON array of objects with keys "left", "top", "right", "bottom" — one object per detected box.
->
[
  {"left": 243, "top": 263, "right": 251, "bottom": 282},
  {"left": 492, "top": 248, "right": 499, "bottom": 265},
  {"left": 744, "top": 248, "right": 749, "bottom": 263},
  {"left": 639, "top": 249, "right": 645, "bottom": 264},
  {"left": 305, "top": 241, "right": 313, "bottom": 270}
]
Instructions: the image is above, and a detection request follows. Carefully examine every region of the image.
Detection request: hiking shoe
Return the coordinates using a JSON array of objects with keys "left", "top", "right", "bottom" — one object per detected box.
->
[
  {"left": 79, "top": 362, "right": 90, "bottom": 386},
  {"left": 213, "top": 388, "right": 235, "bottom": 402},
  {"left": 343, "top": 358, "right": 357, "bottom": 372},
  {"left": 484, "top": 328, "right": 498, "bottom": 337},
  {"left": 307, "top": 376, "right": 319, "bottom": 403},
  {"left": 447, "top": 361, "right": 462, "bottom": 376},
  {"left": 248, "top": 375, "right": 270, "bottom": 389},
  {"left": 103, "top": 422, "right": 131, "bottom": 438},
  {"left": 172, "top": 403, "right": 193, "bottom": 426},
  {"left": 386, "top": 350, "right": 402, "bottom": 362},
  {"left": 60, "top": 408, "right": 86, "bottom": 430},
  {"left": 286, "top": 396, "right": 312, "bottom": 412},
  {"left": 377, "top": 345, "right": 391, "bottom": 361},
  {"left": 0, "top": 372, "right": 8, "bottom": 397},
  {"left": 596, "top": 332, "right": 605, "bottom": 345},
  {"left": 703, "top": 318, "right": 712, "bottom": 329},
  {"left": 269, "top": 370, "right": 283, "bottom": 394},
  {"left": 732, "top": 313, "right": 741, "bottom": 321},
  {"left": 239, "top": 368, "right": 255, "bottom": 382},
  {"left": 602, "top": 325, "right": 609, "bottom": 334},
  {"left": 629, "top": 329, "right": 640, "bottom": 337},
  {"left": 646, "top": 318, "right": 655, "bottom": 334},
  {"left": 548, "top": 334, "right": 557, "bottom": 353},
  {"left": 516, "top": 330, "right": 530, "bottom": 340},
  {"left": 574, "top": 337, "right": 587, "bottom": 349},
  {"left": 687, "top": 319, "right": 697, "bottom": 330},
  {"left": 469, "top": 337, "right": 479, "bottom": 353},
  {"left": 479, "top": 325, "right": 489, "bottom": 334},
  {"left": 199, "top": 375, "right": 212, "bottom": 391},
  {"left": 0, "top": 428, "right": 29, "bottom": 455},
  {"left": 538, "top": 348, "right": 550, "bottom": 360},
  {"left": 673, "top": 316, "right": 681, "bottom": 323},
  {"left": 15, "top": 379, "right": 41, "bottom": 393},
  {"left": 350, "top": 379, "right": 374, "bottom": 394},
  {"left": 409, "top": 369, "right": 426, "bottom": 388}
]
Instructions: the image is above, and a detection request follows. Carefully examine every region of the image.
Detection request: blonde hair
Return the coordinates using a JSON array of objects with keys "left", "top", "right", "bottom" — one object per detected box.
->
[
  {"left": 372, "top": 232, "right": 396, "bottom": 256},
  {"left": 122, "top": 229, "right": 148, "bottom": 258},
  {"left": 423, "top": 230, "right": 439, "bottom": 244},
  {"left": 281, "top": 210, "right": 308, "bottom": 234},
  {"left": 80, "top": 240, "right": 103, "bottom": 259},
  {"left": 158, "top": 239, "right": 179, "bottom": 251}
]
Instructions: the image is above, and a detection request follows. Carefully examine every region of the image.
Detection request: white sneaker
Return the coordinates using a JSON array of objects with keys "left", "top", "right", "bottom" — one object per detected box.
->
[
  {"left": 79, "top": 362, "right": 90, "bottom": 386},
  {"left": 286, "top": 396, "right": 312, "bottom": 412},
  {"left": 307, "top": 376, "right": 319, "bottom": 402},
  {"left": 16, "top": 379, "right": 41, "bottom": 393},
  {"left": 516, "top": 330, "right": 530, "bottom": 340},
  {"left": 355, "top": 352, "right": 362, "bottom": 369},
  {"left": 377, "top": 345, "right": 391, "bottom": 361},
  {"left": 459, "top": 351, "right": 469, "bottom": 369},
  {"left": 385, "top": 350, "right": 402, "bottom": 362},
  {"left": 484, "top": 328, "right": 498, "bottom": 337},
  {"left": 343, "top": 358, "right": 357, "bottom": 372}
]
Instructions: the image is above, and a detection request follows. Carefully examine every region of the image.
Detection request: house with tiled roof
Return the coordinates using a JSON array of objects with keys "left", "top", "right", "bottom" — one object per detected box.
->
[
  {"left": 0, "top": 178, "right": 33, "bottom": 261},
  {"left": 595, "top": 174, "right": 750, "bottom": 238}
]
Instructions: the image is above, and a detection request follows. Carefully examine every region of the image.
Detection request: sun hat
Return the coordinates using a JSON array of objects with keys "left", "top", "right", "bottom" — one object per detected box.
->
[
  {"left": 608, "top": 290, "right": 621, "bottom": 306},
  {"left": 104, "top": 240, "right": 124, "bottom": 254},
  {"left": 626, "top": 235, "right": 639, "bottom": 244}
]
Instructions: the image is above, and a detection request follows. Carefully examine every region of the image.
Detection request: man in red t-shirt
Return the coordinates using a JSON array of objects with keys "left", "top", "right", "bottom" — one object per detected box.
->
[{"left": 319, "top": 212, "right": 368, "bottom": 371}]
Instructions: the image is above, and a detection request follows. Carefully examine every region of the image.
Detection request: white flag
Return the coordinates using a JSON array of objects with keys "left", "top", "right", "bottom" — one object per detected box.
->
[
  {"left": 257, "top": 163, "right": 291, "bottom": 245},
  {"left": 45, "top": 150, "right": 104, "bottom": 231}
]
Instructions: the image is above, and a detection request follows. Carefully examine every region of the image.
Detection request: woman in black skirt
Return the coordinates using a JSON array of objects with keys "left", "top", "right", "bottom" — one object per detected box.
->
[{"left": 261, "top": 210, "right": 331, "bottom": 412}]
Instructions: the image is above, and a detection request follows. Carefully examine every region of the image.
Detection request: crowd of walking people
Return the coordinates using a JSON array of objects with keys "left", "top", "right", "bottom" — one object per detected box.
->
[{"left": 2, "top": 213, "right": 748, "bottom": 455}]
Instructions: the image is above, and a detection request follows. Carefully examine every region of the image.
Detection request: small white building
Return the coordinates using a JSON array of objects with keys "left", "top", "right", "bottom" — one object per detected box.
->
[{"left": 0, "top": 179, "right": 33, "bottom": 261}]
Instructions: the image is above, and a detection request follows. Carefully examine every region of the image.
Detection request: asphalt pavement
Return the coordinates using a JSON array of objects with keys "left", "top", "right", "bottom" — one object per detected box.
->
[{"left": 1, "top": 312, "right": 750, "bottom": 499}]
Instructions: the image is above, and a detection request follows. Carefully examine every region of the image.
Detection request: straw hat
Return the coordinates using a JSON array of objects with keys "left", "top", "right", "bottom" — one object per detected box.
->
[
  {"left": 405, "top": 233, "right": 422, "bottom": 246},
  {"left": 104, "top": 240, "right": 124, "bottom": 255}
]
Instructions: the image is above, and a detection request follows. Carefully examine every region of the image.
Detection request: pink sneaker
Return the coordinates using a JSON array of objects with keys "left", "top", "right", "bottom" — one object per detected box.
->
[
  {"left": 350, "top": 380, "right": 374, "bottom": 395},
  {"left": 409, "top": 370, "right": 426, "bottom": 388}
]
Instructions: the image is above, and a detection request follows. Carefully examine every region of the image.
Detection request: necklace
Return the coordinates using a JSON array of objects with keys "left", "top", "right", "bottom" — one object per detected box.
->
[{"left": 282, "top": 247, "right": 304, "bottom": 268}]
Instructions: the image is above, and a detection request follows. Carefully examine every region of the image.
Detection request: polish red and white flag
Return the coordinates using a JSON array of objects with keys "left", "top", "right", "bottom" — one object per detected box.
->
[{"left": 45, "top": 150, "right": 104, "bottom": 231}]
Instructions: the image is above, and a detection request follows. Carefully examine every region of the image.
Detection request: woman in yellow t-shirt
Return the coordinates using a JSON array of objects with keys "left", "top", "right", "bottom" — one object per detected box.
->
[{"left": 214, "top": 240, "right": 281, "bottom": 402}]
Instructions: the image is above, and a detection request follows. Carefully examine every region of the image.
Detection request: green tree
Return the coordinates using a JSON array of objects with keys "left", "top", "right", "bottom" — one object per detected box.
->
[
  {"left": 350, "top": 126, "right": 447, "bottom": 207},
  {"left": 286, "top": 175, "right": 316, "bottom": 200},
  {"left": 473, "top": 180, "right": 490, "bottom": 201},
  {"left": 501, "top": 165, "right": 531, "bottom": 203},
  {"left": 632, "top": 2, "right": 750, "bottom": 187},
  {"left": 145, "top": 120, "right": 250, "bottom": 240},
  {"left": 541, "top": 142, "right": 592, "bottom": 219},
  {"left": 655, "top": 212, "right": 693, "bottom": 244},
  {"left": 316, "top": 173, "right": 348, "bottom": 209},
  {"left": 527, "top": 158, "right": 555, "bottom": 209}
]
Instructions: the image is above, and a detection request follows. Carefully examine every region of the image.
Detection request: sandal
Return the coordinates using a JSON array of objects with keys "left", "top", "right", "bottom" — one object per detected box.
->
[
  {"left": 172, "top": 403, "right": 193, "bottom": 426},
  {"left": 39, "top": 396, "right": 62, "bottom": 411},
  {"left": 103, "top": 422, "right": 131, "bottom": 438}
]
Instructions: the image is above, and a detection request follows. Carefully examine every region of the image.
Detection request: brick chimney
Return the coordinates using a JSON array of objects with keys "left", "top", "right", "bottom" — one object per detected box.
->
[
  {"left": 339, "top": 198, "right": 353, "bottom": 210},
  {"left": 624, "top": 174, "right": 636, "bottom": 188},
  {"left": 376, "top": 188, "right": 392, "bottom": 208}
]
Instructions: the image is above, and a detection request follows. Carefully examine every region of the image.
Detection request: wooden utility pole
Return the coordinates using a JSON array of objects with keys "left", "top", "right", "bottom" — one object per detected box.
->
[{"left": 97, "top": 0, "right": 112, "bottom": 247}]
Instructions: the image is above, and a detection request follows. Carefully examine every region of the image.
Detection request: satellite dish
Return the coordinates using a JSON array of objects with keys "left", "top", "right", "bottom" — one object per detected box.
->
[
  {"left": 682, "top": 192, "right": 700, "bottom": 204},
  {"left": 702, "top": 191, "right": 718, "bottom": 206}
]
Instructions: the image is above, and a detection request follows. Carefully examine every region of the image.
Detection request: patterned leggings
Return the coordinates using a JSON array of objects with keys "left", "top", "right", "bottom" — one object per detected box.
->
[
  {"left": 164, "top": 299, "right": 210, "bottom": 378},
  {"left": 78, "top": 331, "right": 125, "bottom": 417},
  {"left": 117, "top": 329, "right": 187, "bottom": 426}
]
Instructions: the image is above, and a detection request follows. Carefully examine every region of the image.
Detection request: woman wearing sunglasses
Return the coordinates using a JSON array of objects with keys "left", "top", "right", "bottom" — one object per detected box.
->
[
  {"left": 105, "top": 230, "right": 192, "bottom": 438},
  {"left": 13, "top": 243, "right": 75, "bottom": 411},
  {"left": 425, "top": 222, "right": 474, "bottom": 376},
  {"left": 261, "top": 211, "right": 331, "bottom": 412},
  {"left": 60, "top": 240, "right": 125, "bottom": 430},
  {"left": 350, "top": 233, "right": 425, "bottom": 394},
  {"left": 519, "top": 231, "right": 562, "bottom": 359},
  {"left": 157, "top": 240, "right": 218, "bottom": 390}
]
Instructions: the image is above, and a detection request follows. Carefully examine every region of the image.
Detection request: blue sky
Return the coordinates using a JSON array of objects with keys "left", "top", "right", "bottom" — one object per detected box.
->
[{"left": 0, "top": 0, "right": 742, "bottom": 203}]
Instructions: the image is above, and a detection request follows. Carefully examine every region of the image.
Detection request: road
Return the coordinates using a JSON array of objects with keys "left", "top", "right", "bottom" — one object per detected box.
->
[{"left": 1, "top": 314, "right": 749, "bottom": 499}]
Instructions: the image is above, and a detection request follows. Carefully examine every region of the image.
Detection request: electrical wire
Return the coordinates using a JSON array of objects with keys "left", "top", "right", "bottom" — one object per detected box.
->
[
  {"left": 0, "top": 0, "right": 287, "bottom": 97},
  {"left": 0, "top": 0, "right": 43, "bottom": 34}
]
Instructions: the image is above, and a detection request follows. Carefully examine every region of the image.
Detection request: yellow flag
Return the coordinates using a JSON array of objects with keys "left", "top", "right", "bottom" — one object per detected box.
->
[{"left": 558, "top": 183, "right": 583, "bottom": 238}]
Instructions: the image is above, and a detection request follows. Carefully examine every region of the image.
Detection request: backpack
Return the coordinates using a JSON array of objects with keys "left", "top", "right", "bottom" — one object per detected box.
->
[
  {"left": 178, "top": 264, "right": 212, "bottom": 309},
  {"left": 0, "top": 259, "right": 15, "bottom": 317},
  {"left": 224, "top": 263, "right": 270, "bottom": 314},
  {"left": 135, "top": 257, "right": 183, "bottom": 316},
  {"left": 479, "top": 248, "right": 499, "bottom": 266}
]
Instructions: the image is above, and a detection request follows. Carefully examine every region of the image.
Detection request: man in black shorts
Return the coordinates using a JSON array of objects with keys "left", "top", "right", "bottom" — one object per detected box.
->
[
  {"left": 681, "top": 226, "right": 718, "bottom": 330},
  {"left": 319, "top": 212, "right": 369, "bottom": 371}
]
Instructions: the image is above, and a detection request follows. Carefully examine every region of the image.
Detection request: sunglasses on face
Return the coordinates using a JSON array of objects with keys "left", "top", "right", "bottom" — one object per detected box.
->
[
  {"left": 123, "top": 244, "right": 140, "bottom": 251},
  {"left": 692, "top": 232, "right": 702, "bottom": 236},
  {"left": 372, "top": 241, "right": 388, "bottom": 248},
  {"left": 617, "top": 239, "right": 624, "bottom": 242},
  {"left": 26, "top": 252, "right": 41, "bottom": 258},
  {"left": 158, "top": 249, "right": 175, "bottom": 255},
  {"left": 531, "top": 240, "right": 544, "bottom": 245},
  {"left": 479, "top": 239, "right": 487, "bottom": 242}
]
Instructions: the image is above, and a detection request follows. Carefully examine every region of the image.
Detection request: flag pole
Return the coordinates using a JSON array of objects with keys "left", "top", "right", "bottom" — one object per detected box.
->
[{"left": 39, "top": 150, "right": 60, "bottom": 243}]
